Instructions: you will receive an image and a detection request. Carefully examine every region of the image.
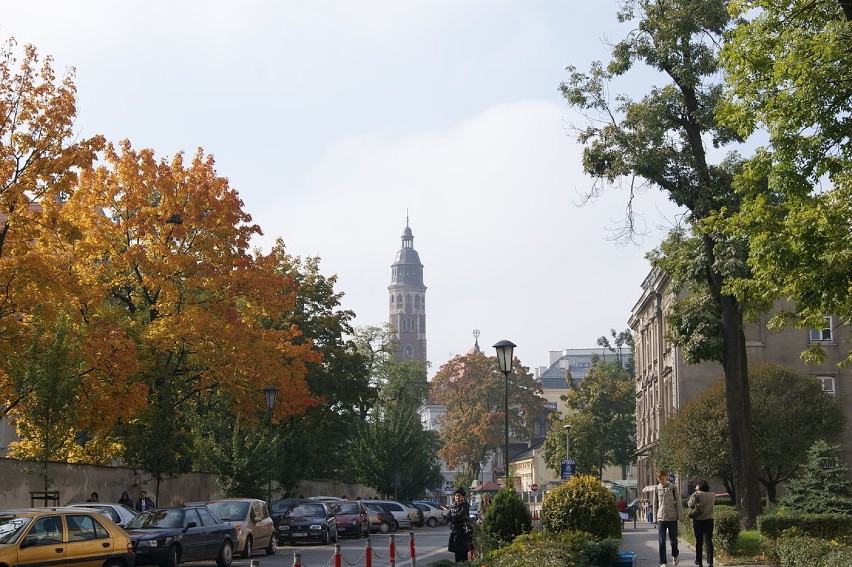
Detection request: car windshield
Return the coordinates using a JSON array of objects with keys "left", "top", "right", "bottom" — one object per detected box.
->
[
  {"left": 0, "top": 517, "right": 31, "bottom": 544},
  {"left": 336, "top": 503, "right": 359, "bottom": 515},
  {"left": 126, "top": 509, "right": 184, "bottom": 529},
  {"left": 287, "top": 504, "right": 325, "bottom": 517},
  {"left": 207, "top": 501, "right": 249, "bottom": 521}
]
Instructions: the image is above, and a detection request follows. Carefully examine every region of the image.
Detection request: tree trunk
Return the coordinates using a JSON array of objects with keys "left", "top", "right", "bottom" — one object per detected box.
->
[
  {"left": 840, "top": 0, "right": 852, "bottom": 22},
  {"left": 702, "top": 234, "right": 761, "bottom": 528}
]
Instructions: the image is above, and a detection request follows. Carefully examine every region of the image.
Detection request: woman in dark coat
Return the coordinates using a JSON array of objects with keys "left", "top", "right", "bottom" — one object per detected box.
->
[
  {"left": 687, "top": 479, "right": 716, "bottom": 567},
  {"left": 447, "top": 487, "right": 471, "bottom": 563}
]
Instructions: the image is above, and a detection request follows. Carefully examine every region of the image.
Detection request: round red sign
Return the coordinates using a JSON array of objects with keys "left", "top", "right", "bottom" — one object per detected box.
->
[{"left": 530, "top": 483, "right": 539, "bottom": 492}]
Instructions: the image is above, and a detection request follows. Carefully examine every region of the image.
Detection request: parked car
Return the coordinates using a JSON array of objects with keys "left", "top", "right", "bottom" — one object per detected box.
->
[
  {"left": 412, "top": 501, "right": 447, "bottom": 527},
  {"left": 0, "top": 507, "right": 135, "bottom": 567},
  {"left": 332, "top": 500, "right": 369, "bottom": 539},
  {"left": 125, "top": 505, "right": 237, "bottom": 567},
  {"left": 362, "top": 500, "right": 413, "bottom": 530},
  {"left": 277, "top": 500, "right": 338, "bottom": 545},
  {"left": 469, "top": 501, "right": 481, "bottom": 523},
  {"left": 269, "top": 498, "right": 309, "bottom": 528},
  {"left": 68, "top": 501, "right": 139, "bottom": 527},
  {"left": 363, "top": 502, "right": 397, "bottom": 534},
  {"left": 402, "top": 502, "right": 425, "bottom": 527},
  {"left": 207, "top": 498, "right": 277, "bottom": 558}
]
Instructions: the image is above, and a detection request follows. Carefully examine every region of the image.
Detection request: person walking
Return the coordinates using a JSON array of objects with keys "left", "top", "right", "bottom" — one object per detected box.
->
[
  {"left": 652, "top": 469, "right": 682, "bottom": 567},
  {"left": 688, "top": 480, "right": 716, "bottom": 567},
  {"left": 446, "top": 487, "right": 471, "bottom": 563}
]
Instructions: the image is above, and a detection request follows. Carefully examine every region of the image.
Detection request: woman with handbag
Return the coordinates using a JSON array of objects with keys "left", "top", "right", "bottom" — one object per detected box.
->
[
  {"left": 447, "top": 487, "right": 471, "bottom": 563},
  {"left": 687, "top": 480, "right": 716, "bottom": 567}
]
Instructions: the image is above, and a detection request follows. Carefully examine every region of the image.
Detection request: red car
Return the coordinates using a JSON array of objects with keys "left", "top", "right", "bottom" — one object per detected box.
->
[{"left": 332, "top": 500, "right": 369, "bottom": 539}]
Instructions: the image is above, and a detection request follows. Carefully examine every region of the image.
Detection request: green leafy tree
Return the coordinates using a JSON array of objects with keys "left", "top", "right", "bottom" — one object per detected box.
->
[
  {"left": 783, "top": 440, "right": 852, "bottom": 514},
  {"left": 265, "top": 242, "right": 374, "bottom": 484},
  {"left": 192, "top": 402, "right": 277, "bottom": 499},
  {"left": 720, "top": 0, "right": 852, "bottom": 364},
  {"left": 430, "top": 351, "right": 545, "bottom": 481},
  {"left": 560, "top": 0, "right": 762, "bottom": 526},
  {"left": 482, "top": 487, "right": 532, "bottom": 543},
  {"left": 349, "top": 402, "right": 443, "bottom": 501},
  {"left": 543, "top": 358, "right": 635, "bottom": 478},
  {"left": 656, "top": 364, "right": 845, "bottom": 502}
]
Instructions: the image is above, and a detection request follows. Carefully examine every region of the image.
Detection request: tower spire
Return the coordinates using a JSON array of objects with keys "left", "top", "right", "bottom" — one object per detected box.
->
[{"left": 389, "top": 217, "right": 427, "bottom": 361}]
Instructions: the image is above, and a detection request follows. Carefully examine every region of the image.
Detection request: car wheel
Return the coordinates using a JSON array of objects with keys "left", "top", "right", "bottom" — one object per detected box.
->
[
  {"left": 103, "top": 561, "right": 123, "bottom": 567},
  {"left": 322, "top": 528, "right": 330, "bottom": 545},
  {"left": 216, "top": 540, "right": 233, "bottom": 567},
  {"left": 241, "top": 536, "right": 252, "bottom": 559},
  {"left": 393, "top": 520, "right": 399, "bottom": 532},
  {"left": 265, "top": 533, "right": 278, "bottom": 555},
  {"left": 427, "top": 516, "right": 437, "bottom": 528},
  {"left": 379, "top": 521, "right": 391, "bottom": 534},
  {"left": 164, "top": 546, "right": 178, "bottom": 567},
  {"left": 333, "top": 528, "right": 338, "bottom": 543}
]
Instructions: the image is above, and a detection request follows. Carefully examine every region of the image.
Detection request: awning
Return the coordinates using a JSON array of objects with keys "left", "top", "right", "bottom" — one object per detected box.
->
[{"left": 643, "top": 485, "right": 657, "bottom": 493}]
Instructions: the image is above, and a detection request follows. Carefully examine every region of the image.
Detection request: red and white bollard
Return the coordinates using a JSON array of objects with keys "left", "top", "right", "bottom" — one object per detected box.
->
[
  {"left": 334, "top": 543, "right": 342, "bottom": 567},
  {"left": 293, "top": 552, "right": 302, "bottom": 567},
  {"left": 365, "top": 536, "right": 373, "bottom": 567},
  {"left": 389, "top": 533, "right": 396, "bottom": 566},
  {"left": 409, "top": 531, "right": 416, "bottom": 567}
]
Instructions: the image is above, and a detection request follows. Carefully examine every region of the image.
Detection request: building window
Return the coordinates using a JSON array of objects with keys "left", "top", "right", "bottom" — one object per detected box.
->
[
  {"left": 815, "top": 375, "right": 836, "bottom": 396},
  {"left": 809, "top": 316, "right": 833, "bottom": 342},
  {"left": 405, "top": 345, "right": 413, "bottom": 358}
]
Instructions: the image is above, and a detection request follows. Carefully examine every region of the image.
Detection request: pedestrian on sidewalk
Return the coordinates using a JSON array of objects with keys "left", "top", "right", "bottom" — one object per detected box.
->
[
  {"left": 688, "top": 480, "right": 716, "bottom": 567},
  {"left": 653, "top": 469, "right": 682, "bottom": 567}
]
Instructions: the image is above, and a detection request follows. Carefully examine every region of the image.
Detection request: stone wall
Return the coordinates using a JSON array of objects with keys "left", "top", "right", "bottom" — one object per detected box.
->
[{"left": 0, "top": 458, "right": 377, "bottom": 508}]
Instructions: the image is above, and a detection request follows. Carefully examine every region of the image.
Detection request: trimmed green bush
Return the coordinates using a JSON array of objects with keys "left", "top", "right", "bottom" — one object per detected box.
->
[
  {"left": 774, "top": 533, "right": 852, "bottom": 567},
  {"left": 482, "top": 487, "right": 532, "bottom": 544},
  {"left": 490, "top": 530, "right": 620, "bottom": 567},
  {"left": 758, "top": 512, "right": 852, "bottom": 540},
  {"left": 541, "top": 474, "right": 621, "bottom": 539},
  {"left": 713, "top": 506, "right": 741, "bottom": 554}
]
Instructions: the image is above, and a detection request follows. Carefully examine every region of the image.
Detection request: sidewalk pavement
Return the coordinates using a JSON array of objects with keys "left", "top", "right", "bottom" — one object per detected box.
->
[{"left": 618, "top": 520, "right": 769, "bottom": 567}]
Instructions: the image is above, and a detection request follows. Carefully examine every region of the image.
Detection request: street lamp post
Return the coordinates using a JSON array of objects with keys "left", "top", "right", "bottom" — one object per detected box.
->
[
  {"left": 493, "top": 340, "right": 516, "bottom": 487},
  {"left": 563, "top": 424, "right": 573, "bottom": 482},
  {"left": 263, "top": 385, "right": 279, "bottom": 502}
]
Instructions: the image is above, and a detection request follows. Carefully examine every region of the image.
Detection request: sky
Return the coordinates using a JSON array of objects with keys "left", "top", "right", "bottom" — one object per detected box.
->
[{"left": 3, "top": 1, "right": 684, "bottom": 375}]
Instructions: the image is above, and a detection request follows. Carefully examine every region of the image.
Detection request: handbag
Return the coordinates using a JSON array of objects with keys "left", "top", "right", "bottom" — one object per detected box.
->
[{"left": 688, "top": 499, "right": 702, "bottom": 519}]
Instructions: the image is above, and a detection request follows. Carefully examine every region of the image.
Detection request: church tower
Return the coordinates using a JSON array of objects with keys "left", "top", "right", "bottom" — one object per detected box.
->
[{"left": 389, "top": 217, "right": 427, "bottom": 361}]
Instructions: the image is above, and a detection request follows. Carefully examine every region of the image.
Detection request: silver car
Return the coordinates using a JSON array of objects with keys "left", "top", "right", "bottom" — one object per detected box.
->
[
  {"left": 67, "top": 502, "right": 138, "bottom": 527},
  {"left": 207, "top": 498, "right": 277, "bottom": 558},
  {"left": 362, "top": 500, "right": 414, "bottom": 530}
]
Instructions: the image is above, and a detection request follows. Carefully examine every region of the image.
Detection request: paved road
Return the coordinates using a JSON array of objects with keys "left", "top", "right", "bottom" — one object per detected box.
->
[{"left": 202, "top": 525, "right": 453, "bottom": 567}]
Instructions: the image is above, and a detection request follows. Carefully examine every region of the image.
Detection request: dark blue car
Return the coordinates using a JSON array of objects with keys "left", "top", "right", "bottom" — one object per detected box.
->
[{"left": 125, "top": 505, "right": 237, "bottom": 567}]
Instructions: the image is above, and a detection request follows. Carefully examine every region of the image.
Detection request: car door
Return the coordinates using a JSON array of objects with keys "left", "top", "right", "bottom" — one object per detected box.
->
[
  {"left": 196, "top": 505, "right": 228, "bottom": 557},
  {"left": 179, "top": 508, "right": 208, "bottom": 561},
  {"left": 64, "top": 513, "right": 119, "bottom": 567},
  {"left": 17, "top": 515, "right": 66, "bottom": 566},
  {"left": 252, "top": 500, "right": 274, "bottom": 547}
]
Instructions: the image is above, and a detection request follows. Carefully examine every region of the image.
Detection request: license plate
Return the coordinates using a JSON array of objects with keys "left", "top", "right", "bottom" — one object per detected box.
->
[{"left": 292, "top": 532, "right": 307, "bottom": 537}]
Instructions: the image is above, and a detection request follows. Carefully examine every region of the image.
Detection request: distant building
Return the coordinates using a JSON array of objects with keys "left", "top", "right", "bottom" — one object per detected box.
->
[
  {"left": 629, "top": 267, "right": 852, "bottom": 490},
  {"left": 388, "top": 218, "right": 427, "bottom": 361},
  {"left": 535, "top": 348, "right": 632, "bottom": 418}
]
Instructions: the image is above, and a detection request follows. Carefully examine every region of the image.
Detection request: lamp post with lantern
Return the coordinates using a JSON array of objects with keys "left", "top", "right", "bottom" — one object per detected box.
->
[
  {"left": 263, "top": 385, "right": 279, "bottom": 502},
  {"left": 493, "top": 340, "right": 516, "bottom": 486}
]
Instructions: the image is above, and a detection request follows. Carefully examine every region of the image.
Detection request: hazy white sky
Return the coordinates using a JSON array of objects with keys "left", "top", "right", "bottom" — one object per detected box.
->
[{"left": 4, "top": 1, "right": 683, "bottom": 374}]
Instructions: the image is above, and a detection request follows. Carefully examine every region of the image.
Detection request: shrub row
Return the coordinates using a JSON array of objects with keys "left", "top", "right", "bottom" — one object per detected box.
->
[
  {"left": 758, "top": 512, "right": 852, "bottom": 540},
  {"left": 773, "top": 534, "right": 852, "bottom": 567},
  {"left": 489, "top": 530, "right": 620, "bottom": 567}
]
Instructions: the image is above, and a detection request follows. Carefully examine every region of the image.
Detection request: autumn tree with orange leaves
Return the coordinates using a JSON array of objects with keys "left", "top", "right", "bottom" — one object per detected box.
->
[
  {"left": 430, "top": 351, "right": 545, "bottom": 483},
  {"left": 60, "top": 140, "right": 321, "bottom": 481},
  {"left": 0, "top": 40, "right": 141, "bottom": 479}
]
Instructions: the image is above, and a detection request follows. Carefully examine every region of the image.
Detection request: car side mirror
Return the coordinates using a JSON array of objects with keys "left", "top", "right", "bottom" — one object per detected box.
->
[{"left": 183, "top": 521, "right": 197, "bottom": 531}]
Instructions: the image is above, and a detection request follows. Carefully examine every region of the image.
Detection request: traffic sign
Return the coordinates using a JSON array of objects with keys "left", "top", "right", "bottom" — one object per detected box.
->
[
  {"left": 561, "top": 458, "right": 576, "bottom": 481},
  {"left": 530, "top": 483, "right": 539, "bottom": 492}
]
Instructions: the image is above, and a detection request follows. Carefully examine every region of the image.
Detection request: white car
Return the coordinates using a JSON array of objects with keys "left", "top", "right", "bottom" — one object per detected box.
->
[
  {"left": 67, "top": 502, "right": 139, "bottom": 527},
  {"left": 412, "top": 502, "right": 447, "bottom": 527},
  {"left": 362, "top": 500, "right": 415, "bottom": 530}
]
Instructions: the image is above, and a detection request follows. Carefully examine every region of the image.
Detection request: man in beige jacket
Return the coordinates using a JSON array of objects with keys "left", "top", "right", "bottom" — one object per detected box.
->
[{"left": 652, "top": 469, "right": 683, "bottom": 567}]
